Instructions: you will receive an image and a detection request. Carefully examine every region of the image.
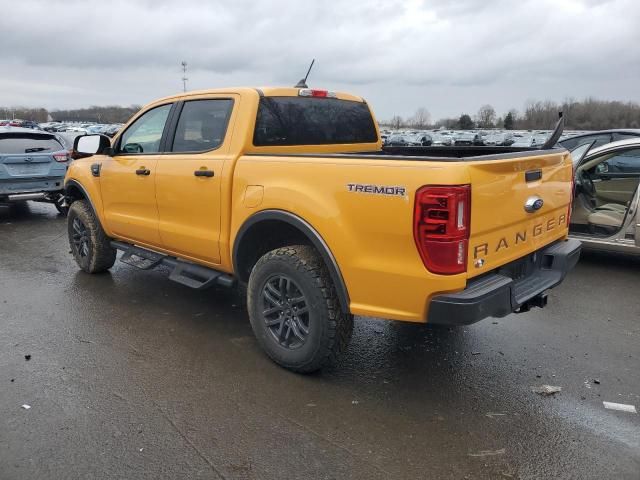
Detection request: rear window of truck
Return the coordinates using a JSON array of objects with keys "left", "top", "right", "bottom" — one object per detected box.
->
[
  {"left": 253, "top": 96, "right": 378, "bottom": 146},
  {"left": 0, "top": 134, "right": 64, "bottom": 154}
]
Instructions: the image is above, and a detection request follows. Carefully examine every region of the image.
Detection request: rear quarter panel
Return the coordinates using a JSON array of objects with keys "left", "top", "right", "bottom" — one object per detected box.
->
[{"left": 230, "top": 155, "right": 472, "bottom": 321}]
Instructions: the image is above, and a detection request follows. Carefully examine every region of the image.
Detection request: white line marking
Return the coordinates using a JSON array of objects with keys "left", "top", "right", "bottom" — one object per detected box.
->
[
  {"left": 468, "top": 448, "right": 506, "bottom": 457},
  {"left": 603, "top": 402, "right": 637, "bottom": 414}
]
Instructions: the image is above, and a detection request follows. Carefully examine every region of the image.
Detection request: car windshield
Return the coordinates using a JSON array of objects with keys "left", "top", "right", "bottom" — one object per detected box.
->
[{"left": 0, "top": 134, "right": 64, "bottom": 154}]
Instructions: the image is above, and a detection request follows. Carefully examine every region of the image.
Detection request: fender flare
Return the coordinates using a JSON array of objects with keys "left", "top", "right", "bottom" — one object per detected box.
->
[
  {"left": 64, "top": 179, "right": 99, "bottom": 217},
  {"left": 233, "top": 209, "right": 351, "bottom": 313}
]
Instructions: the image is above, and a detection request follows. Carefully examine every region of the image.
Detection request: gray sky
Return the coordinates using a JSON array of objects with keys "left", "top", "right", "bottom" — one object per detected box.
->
[{"left": 1, "top": 0, "right": 639, "bottom": 121}]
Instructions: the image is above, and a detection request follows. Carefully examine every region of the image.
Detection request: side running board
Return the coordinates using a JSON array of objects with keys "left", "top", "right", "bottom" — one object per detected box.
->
[{"left": 111, "top": 241, "right": 235, "bottom": 290}]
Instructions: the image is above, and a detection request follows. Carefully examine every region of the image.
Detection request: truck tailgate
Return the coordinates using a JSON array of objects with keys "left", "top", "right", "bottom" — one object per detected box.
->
[{"left": 466, "top": 151, "right": 573, "bottom": 277}]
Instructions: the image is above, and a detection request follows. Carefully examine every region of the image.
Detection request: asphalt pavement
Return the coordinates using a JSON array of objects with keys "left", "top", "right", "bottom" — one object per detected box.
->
[{"left": 1, "top": 202, "right": 638, "bottom": 480}]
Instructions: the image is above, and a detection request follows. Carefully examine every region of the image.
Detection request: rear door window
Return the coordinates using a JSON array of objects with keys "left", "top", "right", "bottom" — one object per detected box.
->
[
  {"left": 0, "top": 135, "right": 64, "bottom": 154},
  {"left": 253, "top": 96, "right": 378, "bottom": 146},
  {"left": 171, "top": 99, "right": 234, "bottom": 153}
]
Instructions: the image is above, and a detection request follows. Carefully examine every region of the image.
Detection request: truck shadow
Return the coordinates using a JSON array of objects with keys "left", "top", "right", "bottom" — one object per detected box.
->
[
  {"left": 0, "top": 201, "right": 62, "bottom": 224},
  {"left": 578, "top": 249, "right": 640, "bottom": 270}
]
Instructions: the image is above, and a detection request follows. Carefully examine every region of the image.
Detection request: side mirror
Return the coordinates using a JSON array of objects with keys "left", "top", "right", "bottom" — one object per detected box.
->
[{"left": 73, "top": 134, "right": 111, "bottom": 158}]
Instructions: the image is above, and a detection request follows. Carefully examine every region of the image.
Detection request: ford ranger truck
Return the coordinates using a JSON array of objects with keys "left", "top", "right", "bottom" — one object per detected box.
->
[{"left": 64, "top": 87, "right": 581, "bottom": 373}]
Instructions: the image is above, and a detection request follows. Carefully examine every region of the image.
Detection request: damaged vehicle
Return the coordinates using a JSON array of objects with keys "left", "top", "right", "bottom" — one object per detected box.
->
[{"left": 570, "top": 139, "right": 640, "bottom": 254}]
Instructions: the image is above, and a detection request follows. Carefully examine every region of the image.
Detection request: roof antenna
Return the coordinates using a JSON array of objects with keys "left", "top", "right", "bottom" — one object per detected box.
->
[{"left": 295, "top": 59, "right": 315, "bottom": 88}]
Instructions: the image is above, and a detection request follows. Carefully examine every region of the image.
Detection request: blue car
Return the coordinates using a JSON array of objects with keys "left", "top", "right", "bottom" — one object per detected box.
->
[{"left": 0, "top": 127, "right": 70, "bottom": 213}]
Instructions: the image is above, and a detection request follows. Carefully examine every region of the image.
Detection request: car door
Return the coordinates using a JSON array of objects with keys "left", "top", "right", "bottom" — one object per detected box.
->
[
  {"left": 99, "top": 103, "right": 173, "bottom": 246},
  {"left": 154, "top": 96, "right": 237, "bottom": 264},
  {"left": 591, "top": 148, "right": 640, "bottom": 205}
]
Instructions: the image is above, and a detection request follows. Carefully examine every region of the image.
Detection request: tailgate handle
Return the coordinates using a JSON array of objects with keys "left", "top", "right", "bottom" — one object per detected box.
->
[{"left": 525, "top": 169, "right": 542, "bottom": 182}]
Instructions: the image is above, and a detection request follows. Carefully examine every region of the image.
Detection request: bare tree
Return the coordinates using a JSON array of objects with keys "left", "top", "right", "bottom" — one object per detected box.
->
[
  {"left": 477, "top": 104, "right": 496, "bottom": 128},
  {"left": 389, "top": 115, "right": 404, "bottom": 130},
  {"left": 409, "top": 107, "right": 431, "bottom": 129}
]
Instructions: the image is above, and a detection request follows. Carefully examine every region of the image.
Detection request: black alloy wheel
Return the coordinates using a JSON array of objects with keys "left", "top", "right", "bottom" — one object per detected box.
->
[
  {"left": 261, "top": 274, "right": 310, "bottom": 349},
  {"left": 71, "top": 217, "right": 90, "bottom": 258},
  {"left": 247, "top": 245, "right": 354, "bottom": 373}
]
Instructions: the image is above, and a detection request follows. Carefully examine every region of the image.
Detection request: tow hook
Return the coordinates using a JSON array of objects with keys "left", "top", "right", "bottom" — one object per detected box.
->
[{"left": 516, "top": 292, "right": 548, "bottom": 313}]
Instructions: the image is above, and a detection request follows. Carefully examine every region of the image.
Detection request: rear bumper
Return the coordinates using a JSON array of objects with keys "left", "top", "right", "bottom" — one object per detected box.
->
[
  {"left": 427, "top": 239, "right": 581, "bottom": 325},
  {"left": 0, "top": 177, "right": 65, "bottom": 198}
]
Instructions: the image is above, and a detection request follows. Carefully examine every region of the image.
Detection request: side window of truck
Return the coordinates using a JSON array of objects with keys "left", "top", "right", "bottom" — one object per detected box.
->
[
  {"left": 117, "top": 104, "right": 172, "bottom": 154},
  {"left": 170, "top": 99, "right": 234, "bottom": 153}
]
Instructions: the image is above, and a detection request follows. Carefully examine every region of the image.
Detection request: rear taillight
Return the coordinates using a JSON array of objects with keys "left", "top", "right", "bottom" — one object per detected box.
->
[
  {"left": 413, "top": 185, "right": 471, "bottom": 275},
  {"left": 53, "top": 153, "right": 69, "bottom": 162}
]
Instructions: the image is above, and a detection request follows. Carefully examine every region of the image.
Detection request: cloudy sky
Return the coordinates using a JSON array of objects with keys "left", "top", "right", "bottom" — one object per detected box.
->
[{"left": 1, "top": 0, "right": 639, "bottom": 120}]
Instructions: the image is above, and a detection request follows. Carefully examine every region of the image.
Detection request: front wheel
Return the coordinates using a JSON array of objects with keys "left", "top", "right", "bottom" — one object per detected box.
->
[
  {"left": 247, "top": 245, "right": 353, "bottom": 373},
  {"left": 67, "top": 200, "right": 116, "bottom": 273}
]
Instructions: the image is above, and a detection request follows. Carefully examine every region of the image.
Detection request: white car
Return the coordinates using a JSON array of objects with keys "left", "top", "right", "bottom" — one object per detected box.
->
[{"left": 66, "top": 125, "right": 88, "bottom": 133}]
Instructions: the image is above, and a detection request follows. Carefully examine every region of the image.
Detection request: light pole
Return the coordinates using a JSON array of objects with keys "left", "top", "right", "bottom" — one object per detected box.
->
[{"left": 181, "top": 61, "right": 188, "bottom": 92}]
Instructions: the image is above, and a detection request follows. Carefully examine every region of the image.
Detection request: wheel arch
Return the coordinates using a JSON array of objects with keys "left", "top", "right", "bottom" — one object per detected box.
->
[
  {"left": 233, "top": 210, "right": 350, "bottom": 313},
  {"left": 65, "top": 179, "right": 99, "bottom": 216}
]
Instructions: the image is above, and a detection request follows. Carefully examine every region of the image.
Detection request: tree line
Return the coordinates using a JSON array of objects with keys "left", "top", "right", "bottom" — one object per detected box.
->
[
  {"left": 3, "top": 97, "right": 640, "bottom": 130},
  {"left": 0, "top": 105, "right": 141, "bottom": 124},
  {"left": 383, "top": 98, "right": 640, "bottom": 131}
]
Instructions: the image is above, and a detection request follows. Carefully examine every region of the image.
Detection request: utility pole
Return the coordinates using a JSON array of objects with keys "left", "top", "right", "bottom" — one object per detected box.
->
[{"left": 181, "top": 61, "right": 188, "bottom": 92}]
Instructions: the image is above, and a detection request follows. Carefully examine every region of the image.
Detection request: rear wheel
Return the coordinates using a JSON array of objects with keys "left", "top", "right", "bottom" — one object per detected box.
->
[
  {"left": 67, "top": 200, "right": 116, "bottom": 273},
  {"left": 247, "top": 245, "right": 353, "bottom": 373},
  {"left": 54, "top": 194, "right": 69, "bottom": 216}
]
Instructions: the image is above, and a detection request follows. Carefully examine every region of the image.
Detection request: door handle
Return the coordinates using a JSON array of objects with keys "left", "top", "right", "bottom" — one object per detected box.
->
[
  {"left": 136, "top": 168, "right": 151, "bottom": 176},
  {"left": 194, "top": 170, "right": 214, "bottom": 177}
]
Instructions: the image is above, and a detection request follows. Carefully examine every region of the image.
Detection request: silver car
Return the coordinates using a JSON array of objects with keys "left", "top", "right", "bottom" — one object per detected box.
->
[
  {"left": 570, "top": 139, "right": 640, "bottom": 255},
  {"left": 0, "top": 127, "right": 70, "bottom": 213}
]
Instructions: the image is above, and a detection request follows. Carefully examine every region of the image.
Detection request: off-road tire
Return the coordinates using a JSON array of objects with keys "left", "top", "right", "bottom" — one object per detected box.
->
[
  {"left": 247, "top": 245, "right": 353, "bottom": 373},
  {"left": 67, "top": 200, "right": 116, "bottom": 273}
]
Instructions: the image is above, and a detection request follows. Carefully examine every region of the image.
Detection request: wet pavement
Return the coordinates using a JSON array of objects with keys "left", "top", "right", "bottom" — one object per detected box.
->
[{"left": 1, "top": 202, "right": 638, "bottom": 479}]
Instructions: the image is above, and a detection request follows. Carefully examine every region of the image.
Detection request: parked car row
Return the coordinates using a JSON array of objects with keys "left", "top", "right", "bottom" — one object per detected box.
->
[
  {"left": 380, "top": 129, "right": 539, "bottom": 147},
  {"left": 0, "top": 119, "right": 40, "bottom": 129},
  {"left": 381, "top": 128, "right": 640, "bottom": 149},
  {"left": 40, "top": 122, "right": 124, "bottom": 137},
  {"left": 0, "top": 121, "right": 125, "bottom": 138}
]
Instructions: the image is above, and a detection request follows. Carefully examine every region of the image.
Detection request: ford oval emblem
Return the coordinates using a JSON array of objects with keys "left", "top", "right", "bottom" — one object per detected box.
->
[{"left": 524, "top": 196, "right": 544, "bottom": 213}]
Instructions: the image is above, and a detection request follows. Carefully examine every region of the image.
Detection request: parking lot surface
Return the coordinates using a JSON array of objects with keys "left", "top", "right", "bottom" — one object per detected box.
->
[{"left": 1, "top": 202, "right": 638, "bottom": 480}]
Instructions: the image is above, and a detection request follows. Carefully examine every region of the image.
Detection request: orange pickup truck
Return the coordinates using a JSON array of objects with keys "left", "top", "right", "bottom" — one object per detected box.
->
[{"left": 64, "top": 86, "right": 580, "bottom": 372}]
